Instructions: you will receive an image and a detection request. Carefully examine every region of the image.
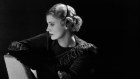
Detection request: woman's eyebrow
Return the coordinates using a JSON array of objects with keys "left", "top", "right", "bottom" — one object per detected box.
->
[{"left": 48, "top": 22, "right": 55, "bottom": 24}]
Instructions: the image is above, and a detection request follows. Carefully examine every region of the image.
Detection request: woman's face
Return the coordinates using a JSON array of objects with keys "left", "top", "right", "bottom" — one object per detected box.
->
[{"left": 46, "top": 15, "right": 67, "bottom": 40}]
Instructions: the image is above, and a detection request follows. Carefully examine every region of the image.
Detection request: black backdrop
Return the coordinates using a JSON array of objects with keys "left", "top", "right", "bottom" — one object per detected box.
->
[{"left": 1, "top": 0, "right": 139, "bottom": 79}]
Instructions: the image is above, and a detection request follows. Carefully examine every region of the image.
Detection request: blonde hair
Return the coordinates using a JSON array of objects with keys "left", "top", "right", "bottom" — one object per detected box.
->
[{"left": 47, "top": 3, "right": 83, "bottom": 33}]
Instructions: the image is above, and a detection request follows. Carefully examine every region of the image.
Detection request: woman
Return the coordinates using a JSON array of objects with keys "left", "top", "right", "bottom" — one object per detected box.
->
[{"left": 8, "top": 3, "right": 98, "bottom": 79}]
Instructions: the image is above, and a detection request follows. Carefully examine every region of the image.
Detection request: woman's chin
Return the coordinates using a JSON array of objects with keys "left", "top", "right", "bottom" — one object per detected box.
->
[{"left": 51, "top": 36, "right": 57, "bottom": 40}]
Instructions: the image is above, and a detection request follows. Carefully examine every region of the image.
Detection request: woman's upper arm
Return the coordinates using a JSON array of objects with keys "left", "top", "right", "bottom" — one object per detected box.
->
[
  {"left": 19, "top": 33, "right": 48, "bottom": 48},
  {"left": 7, "top": 33, "right": 49, "bottom": 69}
]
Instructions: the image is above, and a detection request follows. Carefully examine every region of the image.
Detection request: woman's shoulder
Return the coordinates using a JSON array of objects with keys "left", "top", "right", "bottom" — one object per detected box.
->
[{"left": 75, "top": 35, "right": 97, "bottom": 54}]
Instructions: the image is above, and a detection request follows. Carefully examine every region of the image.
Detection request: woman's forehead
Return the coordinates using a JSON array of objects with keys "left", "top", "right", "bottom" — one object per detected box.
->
[{"left": 46, "top": 15, "right": 61, "bottom": 23}]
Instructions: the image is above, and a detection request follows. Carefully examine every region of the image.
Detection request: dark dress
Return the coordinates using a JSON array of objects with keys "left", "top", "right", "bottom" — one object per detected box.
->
[{"left": 8, "top": 32, "right": 97, "bottom": 79}]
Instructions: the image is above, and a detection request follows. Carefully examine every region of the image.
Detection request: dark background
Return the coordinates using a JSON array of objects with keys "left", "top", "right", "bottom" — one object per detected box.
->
[{"left": 1, "top": 0, "right": 139, "bottom": 79}]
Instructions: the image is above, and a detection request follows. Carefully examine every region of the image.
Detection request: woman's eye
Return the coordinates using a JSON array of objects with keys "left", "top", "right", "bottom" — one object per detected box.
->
[{"left": 50, "top": 23, "right": 54, "bottom": 26}]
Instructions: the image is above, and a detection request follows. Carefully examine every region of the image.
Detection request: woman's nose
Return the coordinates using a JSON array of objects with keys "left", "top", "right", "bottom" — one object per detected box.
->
[{"left": 46, "top": 26, "right": 50, "bottom": 32}]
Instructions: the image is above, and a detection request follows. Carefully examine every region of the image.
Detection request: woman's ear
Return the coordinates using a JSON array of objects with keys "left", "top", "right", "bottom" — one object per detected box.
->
[
  {"left": 60, "top": 20, "right": 68, "bottom": 29},
  {"left": 60, "top": 20, "right": 66, "bottom": 26},
  {"left": 64, "top": 24, "right": 68, "bottom": 30}
]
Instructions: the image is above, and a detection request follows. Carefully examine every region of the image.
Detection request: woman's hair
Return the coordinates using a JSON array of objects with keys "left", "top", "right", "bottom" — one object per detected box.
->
[{"left": 46, "top": 3, "right": 83, "bottom": 33}]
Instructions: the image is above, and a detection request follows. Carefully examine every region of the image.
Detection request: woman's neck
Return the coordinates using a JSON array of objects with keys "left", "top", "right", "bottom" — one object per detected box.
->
[{"left": 57, "top": 32, "right": 76, "bottom": 48}]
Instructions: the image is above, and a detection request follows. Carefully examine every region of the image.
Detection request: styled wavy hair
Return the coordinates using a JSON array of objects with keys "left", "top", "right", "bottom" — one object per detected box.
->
[{"left": 46, "top": 3, "right": 83, "bottom": 33}]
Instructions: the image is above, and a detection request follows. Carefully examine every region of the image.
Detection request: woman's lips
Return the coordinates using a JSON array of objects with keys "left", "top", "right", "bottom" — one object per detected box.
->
[{"left": 49, "top": 34, "right": 53, "bottom": 36}]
